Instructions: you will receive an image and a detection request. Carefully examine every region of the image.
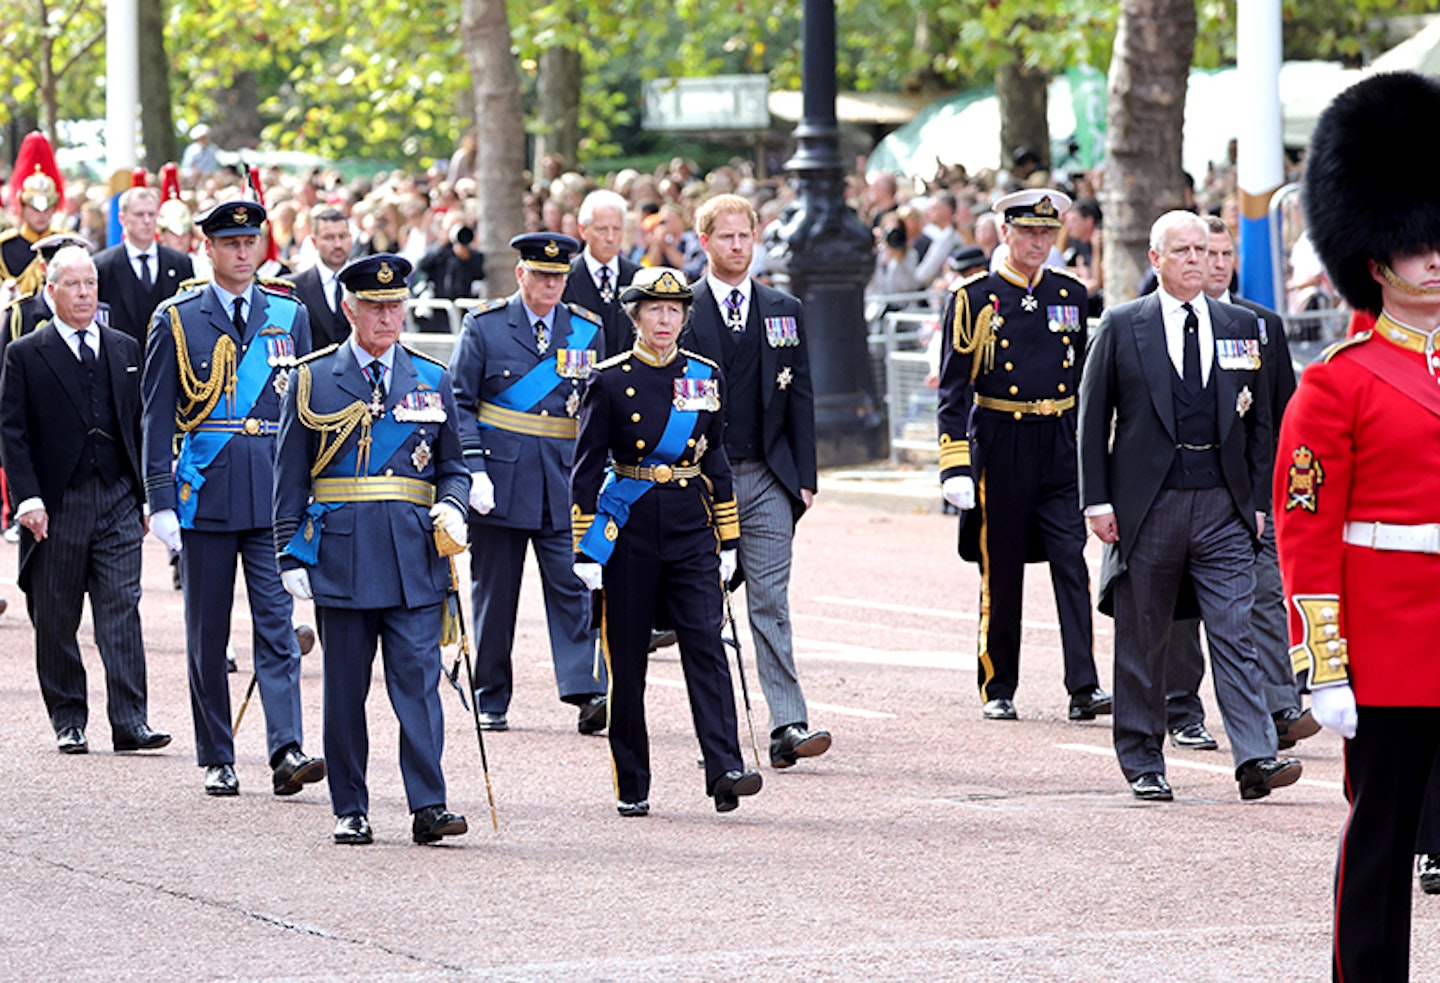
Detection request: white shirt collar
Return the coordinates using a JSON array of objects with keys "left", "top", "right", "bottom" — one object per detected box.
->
[
  {"left": 124, "top": 239, "right": 155, "bottom": 262},
  {"left": 583, "top": 250, "right": 617, "bottom": 282},
  {"left": 348, "top": 336, "right": 394, "bottom": 374},
  {"left": 706, "top": 274, "right": 750, "bottom": 307}
]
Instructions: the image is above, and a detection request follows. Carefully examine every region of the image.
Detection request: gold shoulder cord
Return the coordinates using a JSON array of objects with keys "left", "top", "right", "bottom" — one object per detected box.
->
[
  {"left": 294, "top": 363, "right": 374, "bottom": 478},
  {"left": 950, "top": 286, "right": 996, "bottom": 383},
  {"left": 8, "top": 302, "right": 20, "bottom": 342},
  {"left": 169, "top": 307, "right": 238, "bottom": 431}
]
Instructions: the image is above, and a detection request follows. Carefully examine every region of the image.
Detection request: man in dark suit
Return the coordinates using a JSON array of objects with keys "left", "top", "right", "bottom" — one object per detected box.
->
[
  {"left": 1078, "top": 209, "right": 1298, "bottom": 802},
  {"left": 562, "top": 189, "right": 640, "bottom": 356},
  {"left": 1162, "top": 215, "right": 1317, "bottom": 753},
  {"left": 94, "top": 186, "right": 194, "bottom": 346},
  {"left": 284, "top": 206, "right": 354, "bottom": 350},
  {"left": 0, "top": 246, "right": 169, "bottom": 754},
  {"left": 682, "top": 193, "right": 830, "bottom": 770},
  {"left": 274, "top": 253, "right": 469, "bottom": 846},
  {"left": 142, "top": 200, "right": 322, "bottom": 798},
  {"left": 450, "top": 233, "right": 606, "bottom": 734}
]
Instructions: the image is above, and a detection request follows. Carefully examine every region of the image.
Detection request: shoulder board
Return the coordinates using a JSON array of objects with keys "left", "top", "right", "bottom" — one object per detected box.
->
[
  {"left": 680, "top": 348, "right": 718, "bottom": 370},
  {"left": 474, "top": 297, "right": 508, "bottom": 315},
  {"left": 297, "top": 343, "right": 339, "bottom": 365},
  {"left": 402, "top": 343, "right": 448, "bottom": 369},
  {"left": 3, "top": 290, "right": 35, "bottom": 311},
  {"left": 176, "top": 277, "right": 210, "bottom": 292},
  {"left": 951, "top": 269, "right": 989, "bottom": 293},
  {"left": 1321, "top": 330, "right": 1372, "bottom": 363},
  {"left": 595, "top": 350, "right": 632, "bottom": 371},
  {"left": 257, "top": 277, "right": 298, "bottom": 298},
  {"left": 1044, "top": 265, "right": 1084, "bottom": 284},
  {"left": 567, "top": 302, "right": 602, "bottom": 326}
]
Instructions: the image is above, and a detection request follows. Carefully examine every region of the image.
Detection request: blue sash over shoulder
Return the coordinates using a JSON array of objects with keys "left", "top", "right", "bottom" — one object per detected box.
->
[{"left": 481, "top": 315, "right": 599, "bottom": 420}]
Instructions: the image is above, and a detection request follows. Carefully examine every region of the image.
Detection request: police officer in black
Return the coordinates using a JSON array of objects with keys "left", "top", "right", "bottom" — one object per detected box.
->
[
  {"left": 570, "top": 266, "right": 760, "bottom": 817},
  {"left": 937, "top": 188, "right": 1108, "bottom": 723}
]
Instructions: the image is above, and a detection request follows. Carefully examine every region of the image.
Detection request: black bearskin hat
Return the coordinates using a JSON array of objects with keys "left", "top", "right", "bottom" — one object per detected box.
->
[{"left": 1304, "top": 71, "right": 1440, "bottom": 316}]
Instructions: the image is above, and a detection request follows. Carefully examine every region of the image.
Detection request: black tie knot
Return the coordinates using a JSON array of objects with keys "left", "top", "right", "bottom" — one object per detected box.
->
[
  {"left": 232, "top": 297, "right": 245, "bottom": 334},
  {"left": 77, "top": 328, "right": 97, "bottom": 371}
]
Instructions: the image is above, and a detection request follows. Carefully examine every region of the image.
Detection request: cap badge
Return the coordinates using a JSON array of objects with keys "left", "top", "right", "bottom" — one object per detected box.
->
[
  {"left": 653, "top": 271, "right": 683, "bottom": 294},
  {"left": 544, "top": 240, "right": 560, "bottom": 258},
  {"left": 233, "top": 207, "right": 248, "bottom": 225},
  {"left": 377, "top": 261, "right": 394, "bottom": 284},
  {"left": 1034, "top": 197, "right": 1057, "bottom": 218}
]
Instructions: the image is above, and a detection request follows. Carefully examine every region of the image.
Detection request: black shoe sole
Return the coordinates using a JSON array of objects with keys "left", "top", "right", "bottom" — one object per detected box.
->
[
  {"left": 1422, "top": 876, "right": 1440, "bottom": 896},
  {"left": 1240, "top": 761, "right": 1303, "bottom": 800},
  {"left": 114, "top": 736, "right": 172, "bottom": 753},
  {"left": 771, "top": 731, "right": 832, "bottom": 768},
  {"left": 413, "top": 818, "right": 468, "bottom": 844},
  {"left": 274, "top": 759, "right": 326, "bottom": 796},
  {"left": 334, "top": 834, "right": 374, "bottom": 845},
  {"left": 205, "top": 784, "right": 240, "bottom": 797},
  {"left": 1069, "top": 701, "right": 1113, "bottom": 721},
  {"left": 58, "top": 743, "right": 88, "bottom": 755}
]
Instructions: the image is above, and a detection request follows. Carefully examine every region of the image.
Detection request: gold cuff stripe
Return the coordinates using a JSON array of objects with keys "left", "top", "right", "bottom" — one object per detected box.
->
[
  {"left": 313, "top": 476, "right": 436, "bottom": 507},
  {"left": 572, "top": 511, "right": 596, "bottom": 552},
  {"left": 939, "top": 434, "right": 971, "bottom": 470},
  {"left": 1289, "top": 594, "right": 1348, "bottom": 687},
  {"left": 717, "top": 518, "right": 741, "bottom": 541},
  {"left": 478, "top": 401, "right": 579, "bottom": 439}
]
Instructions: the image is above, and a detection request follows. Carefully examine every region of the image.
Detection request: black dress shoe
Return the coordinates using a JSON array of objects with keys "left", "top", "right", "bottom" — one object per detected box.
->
[
  {"left": 113, "top": 725, "right": 171, "bottom": 752},
  {"left": 334, "top": 813, "right": 373, "bottom": 845},
  {"left": 1130, "top": 772, "right": 1174, "bottom": 801},
  {"left": 169, "top": 552, "right": 182, "bottom": 591},
  {"left": 272, "top": 746, "right": 325, "bottom": 796},
  {"left": 294, "top": 624, "right": 317, "bottom": 655},
  {"left": 982, "top": 698, "right": 1018, "bottom": 721},
  {"left": 710, "top": 769, "right": 763, "bottom": 812},
  {"left": 1169, "top": 722, "right": 1219, "bottom": 751},
  {"left": 577, "top": 695, "right": 607, "bottom": 735},
  {"left": 412, "top": 805, "right": 468, "bottom": 844},
  {"left": 616, "top": 800, "right": 650, "bottom": 817},
  {"left": 647, "top": 629, "right": 678, "bottom": 652},
  {"left": 1237, "top": 757, "right": 1302, "bottom": 800},
  {"left": 1273, "top": 707, "right": 1320, "bottom": 750},
  {"left": 205, "top": 763, "right": 239, "bottom": 796},
  {"left": 769, "top": 724, "right": 832, "bottom": 768},
  {"left": 56, "top": 726, "right": 88, "bottom": 755},
  {"left": 1419, "top": 855, "right": 1440, "bottom": 895},
  {"left": 477, "top": 711, "right": 508, "bottom": 732},
  {"left": 1068, "top": 687, "right": 1113, "bottom": 721}
]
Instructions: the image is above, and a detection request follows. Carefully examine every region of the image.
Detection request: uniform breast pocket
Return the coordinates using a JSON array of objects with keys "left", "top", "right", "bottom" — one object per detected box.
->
[{"left": 485, "top": 362, "right": 531, "bottom": 394}]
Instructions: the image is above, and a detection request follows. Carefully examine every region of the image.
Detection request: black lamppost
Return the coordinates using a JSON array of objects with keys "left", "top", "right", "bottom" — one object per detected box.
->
[{"left": 767, "top": 0, "right": 886, "bottom": 466}]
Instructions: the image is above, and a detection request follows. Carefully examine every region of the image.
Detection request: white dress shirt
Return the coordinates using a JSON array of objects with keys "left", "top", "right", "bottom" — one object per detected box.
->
[{"left": 1157, "top": 287, "right": 1213, "bottom": 386}]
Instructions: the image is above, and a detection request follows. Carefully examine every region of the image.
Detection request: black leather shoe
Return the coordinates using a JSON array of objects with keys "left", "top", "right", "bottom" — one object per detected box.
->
[
  {"left": 1237, "top": 756, "right": 1303, "bottom": 800},
  {"left": 56, "top": 726, "right": 88, "bottom": 755},
  {"left": 1169, "top": 722, "right": 1219, "bottom": 751},
  {"left": 1419, "top": 855, "right": 1440, "bottom": 895},
  {"left": 1068, "top": 687, "right": 1113, "bottom": 721},
  {"left": 334, "top": 814, "right": 373, "bottom": 845},
  {"left": 710, "top": 769, "right": 763, "bottom": 813},
  {"left": 114, "top": 725, "right": 171, "bottom": 752},
  {"left": 226, "top": 653, "right": 238, "bottom": 673},
  {"left": 478, "top": 711, "right": 508, "bottom": 731},
  {"left": 1273, "top": 707, "right": 1320, "bottom": 750},
  {"left": 272, "top": 746, "right": 325, "bottom": 796},
  {"left": 1130, "top": 772, "right": 1174, "bottom": 801},
  {"left": 577, "top": 695, "right": 607, "bottom": 735},
  {"left": 982, "top": 698, "right": 1018, "bottom": 721},
  {"left": 295, "top": 624, "right": 317, "bottom": 655},
  {"left": 770, "top": 724, "right": 832, "bottom": 768},
  {"left": 412, "top": 805, "right": 467, "bottom": 844},
  {"left": 205, "top": 763, "right": 239, "bottom": 796},
  {"left": 169, "top": 552, "right": 182, "bottom": 591},
  {"left": 647, "top": 629, "right": 678, "bottom": 652},
  {"left": 617, "top": 800, "right": 650, "bottom": 817}
]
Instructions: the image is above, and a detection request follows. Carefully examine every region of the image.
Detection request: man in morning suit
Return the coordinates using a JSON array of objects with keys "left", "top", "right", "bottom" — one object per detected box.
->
[
  {"left": 936, "top": 188, "right": 1108, "bottom": 723},
  {"left": 1077, "top": 209, "right": 1299, "bottom": 802},
  {"left": 284, "top": 207, "right": 354, "bottom": 350},
  {"left": 142, "top": 200, "right": 323, "bottom": 798},
  {"left": 94, "top": 186, "right": 195, "bottom": 347},
  {"left": 2, "top": 234, "right": 113, "bottom": 366},
  {"left": 450, "top": 232, "right": 607, "bottom": 734},
  {"left": 682, "top": 193, "right": 830, "bottom": 770},
  {"left": 0, "top": 247, "right": 169, "bottom": 755},
  {"left": 274, "top": 253, "right": 470, "bottom": 846},
  {"left": 563, "top": 189, "right": 640, "bottom": 356}
]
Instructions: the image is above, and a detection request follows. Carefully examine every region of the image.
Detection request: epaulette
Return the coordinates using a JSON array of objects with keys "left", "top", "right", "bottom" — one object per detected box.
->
[
  {"left": 297, "top": 343, "right": 339, "bottom": 364},
  {"left": 950, "top": 269, "right": 989, "bottom": 293},
  {"left": 176, "top": 277, "right": 210, "bottom": 292},
  {"left": 473, "top": 297, "right": 508, "bottom": 315},
  {"left": 402, "top": 343, "right": 448, "bottom": 369},
  {"left": 257, "top": 277, "right": 298, "bottom": 298},
  {"left": 2, "top": 289, "right": 35, "bottom": 311},
  {"left": 567, "top": 301, "right": 602, "bottom": 326},
  {"left": 1044, "top": 265, "right": 1084, "bottom": 284},
  {"left": 595, "top": 350, "right": 632, "bottom": 371},
  {"left": 1321, "top": 330, "right": 1372, "bottom": 363},
  {"left": 680, "top": 348, "right": 718, "bottom": 370}
]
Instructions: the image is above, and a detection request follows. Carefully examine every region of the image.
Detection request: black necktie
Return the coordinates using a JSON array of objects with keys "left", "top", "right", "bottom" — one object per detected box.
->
[
  {"left": 330, "top": 277, "right": 342, "bottom": 313},
  {"left": 366, "top": 359, "right": 386, "bottom": 401},
  {"left": 1181, "top": 302, "right": 1200, "bottom": 388},
  {"left": 232, "top": 297, "right": 246, "bottom": 334},
  {"left": 725, "top": 289, "right": 744, "bottom": 332},
  {"left": 534, "top": 318, "right": 550, "bottom": 355},
  {"left": 138, "top": 253, "right": 152, "bottom": 289},
  {"left": 77, "top": 328, "right": 96, "bottom": 371},
  {"left": 597, "top": 266, "right": 613, "bottom": 305}
]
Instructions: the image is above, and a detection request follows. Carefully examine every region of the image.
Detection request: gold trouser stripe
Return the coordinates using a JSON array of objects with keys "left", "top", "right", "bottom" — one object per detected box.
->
[
  {"left": 612, "top": 461, "right": 703, "bottom": 483},
  {"left": 478, "top": 401, "right": 578, "bottom": 439},
  {"left": 313, "top": 476, "right": 436, "bottom": 506},
  {"left": 977, "top": 472, "right": 996, "bottom": 700},
  {"left": 974, "top": 394, "right": 1076, "bottom": 417}
]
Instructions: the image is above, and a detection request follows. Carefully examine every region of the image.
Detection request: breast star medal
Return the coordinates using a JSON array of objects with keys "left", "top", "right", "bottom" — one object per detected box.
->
[
  {"left": 566, "top": 389, "right": 581, "bottom": 417},
  {"left": 1020, "top": 294, "right": 1039, "bottom": 312},
  {"left": 370, "top": 387, "right": 385, "bottom": 419},
  {"left": 273, "top": 372, "right": 290, "bottom": 399},
  {"left": 1236, "top": 385, "right": 1253, "bottom": 418},
  {"left": 776, "top": 365, "right": 794, "bottom": 391},
  {"left": 411, "top": 438, "right": 432, "bottom": 472}
]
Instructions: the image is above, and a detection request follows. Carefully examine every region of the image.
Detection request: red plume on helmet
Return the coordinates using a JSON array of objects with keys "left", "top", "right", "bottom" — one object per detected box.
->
[
  {"left": 131, "top": 168, "right": 148, "bottom": 189},
  {"left": 9, "top": 131, "right": 64, "bottom": 212},
  {"left": 245, "top": 163, "right": 278, "bottom": 264},
  {"left": 159, "top": 163, "right": 181, "bottom": 202}
]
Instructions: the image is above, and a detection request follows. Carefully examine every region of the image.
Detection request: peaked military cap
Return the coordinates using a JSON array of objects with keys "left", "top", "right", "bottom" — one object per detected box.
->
[
  {"left": 619, "top": 266, "right": 692, "bottom": 305},
  {"left": 511, "top": 232, "right": 580, "bottom": 273},
  {"left": 994, "top": 188, "right": 1071, "bottom": 228},
  {"left": 338, "top": 252, "right": 412, "bottom": 302},
  {"left": 31, "top": 232, "right": 91, "bottom": 262},
  {"left": 196, "top": 200, "right": 267, "bottom": 238}
]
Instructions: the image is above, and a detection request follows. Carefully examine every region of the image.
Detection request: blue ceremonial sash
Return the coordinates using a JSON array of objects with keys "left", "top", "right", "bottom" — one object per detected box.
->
[
  {"left": 482, "top": 314, "right": 599, "bottom": 422},
  {"left": 174, "top": 298, "right": 297, "bottom": 527},
  {"left": 577, "top": 359, "right": 712, "bottom": 565}
]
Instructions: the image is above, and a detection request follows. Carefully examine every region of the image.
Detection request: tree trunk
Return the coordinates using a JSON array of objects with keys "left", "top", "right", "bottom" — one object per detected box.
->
[
  {"left": 137, "top": 0, "right": 177, "bottom": 168},
  {"left": 1102, "top": 0, "right": 1196, "bottom": 305},
  {"left": 461, "top": 0, "right": 527, "bottom": 298},
  {"left": 210, "top": 71, "right": 263, "bottom": 153},
  {"left": 535, "top": 46, "right": 582, "bottom": 172},
  {"left": 996, "top": 51, "right": 1049, "bottom": 173}
]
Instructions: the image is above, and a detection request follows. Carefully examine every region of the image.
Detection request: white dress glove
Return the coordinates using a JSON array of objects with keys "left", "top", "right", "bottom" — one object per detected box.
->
[
  {"left": 574, "top": 562, "right": 603, "bottom": 591},
  {"left": 942, "top": 476, "right": 976, "bottom": 511},
  {"left": 1310, "top": 685, "right": 1358, "bottom": 739},
  {"left": 469, "top": 472, "right": 496, "bottom": 515},
  {"left": 150, "top": 508, "right": 183, "bottom": 552},
  {"left": 430, "top": 502, "right": 469, "bottom": 550},
  {"left": 281, "top": 568, "right": 313, "bottom": 601},
  {"left": 719, "top": 549, "right": 737, "bottom": 583}
]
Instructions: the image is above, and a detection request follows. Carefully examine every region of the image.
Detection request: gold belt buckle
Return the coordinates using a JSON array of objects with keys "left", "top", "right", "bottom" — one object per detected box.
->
[
  {"left": 652, "top": 463, "right": 673, "bottom": 484},
  {"left": 1036, "top": 399, "right": 1057, "bottom": 416},
  {"left": 243, "top": 417, "right": 261, "bottom": 436}
]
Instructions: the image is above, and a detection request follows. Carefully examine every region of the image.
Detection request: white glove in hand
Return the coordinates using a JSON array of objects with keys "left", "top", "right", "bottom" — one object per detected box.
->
[
  {"left": 469, "top": 472, "right": 496, "bottom": 515},
  {"left": 281, "top": 568, "right": 313, "bottom": 601},
  {"left": 430, "top": 503, "right": 469, "bottom": 550},
  {"left": 1311, "top": 685, "right": 1358, "bottom": 740},
  {"left": 150, "top": 508, "right": 183, "bottom": 552},
  {"left": 719, "top": 549, "right": 737, "bottom": 583},
  {"left": 573, "top": 562, "right": 603, "bottom": 591},
  {"left": 942, "top": 476, "right": 976, "bottom": 511}
]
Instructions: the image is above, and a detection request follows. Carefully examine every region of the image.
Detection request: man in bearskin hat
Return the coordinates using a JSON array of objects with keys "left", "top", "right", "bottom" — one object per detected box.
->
[
  {"left": 1275, "top": 70, "right": 1440, "bottom": 981},
  {"left": 0, "top": 132, "right": 64, "bottom": 303}
]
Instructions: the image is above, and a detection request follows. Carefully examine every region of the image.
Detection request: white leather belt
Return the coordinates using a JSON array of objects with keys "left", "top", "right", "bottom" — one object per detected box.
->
[{"left": 1343, "top": 520, "right": 1440, "bottom": 554}]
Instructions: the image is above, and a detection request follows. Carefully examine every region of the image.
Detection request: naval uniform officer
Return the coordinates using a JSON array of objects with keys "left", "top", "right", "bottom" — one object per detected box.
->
[
  {"left": 274, "top": 254, "right": 470, "bottom": 846},
  {"left": 571, "top": 266, "right": 760, "bottom": 816},
  {"left": 142, "top": 200, "right": 323, "bottom": 797},
  {"left": 450, "top": 233, "right": 606, "bottom": 734},
  {"left": 936, "top": 188, "right": 1108, "bottom": 722}
]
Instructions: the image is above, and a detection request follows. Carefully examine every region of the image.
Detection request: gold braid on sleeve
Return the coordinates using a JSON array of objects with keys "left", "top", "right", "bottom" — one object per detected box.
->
[
  {"left": 170, "top": 307, "right": 238, "bottom": 431},
  {"left": 294, "top": 363, "right": 374, "bottom": 478},
  {"left": 950, "top": 287, "right": 996, "bottom": 383}
]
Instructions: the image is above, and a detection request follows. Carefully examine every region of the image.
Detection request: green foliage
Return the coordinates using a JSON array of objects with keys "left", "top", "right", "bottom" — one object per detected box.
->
[{"left": 0, "top": 0, "right": 107, "bottom": 135}]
